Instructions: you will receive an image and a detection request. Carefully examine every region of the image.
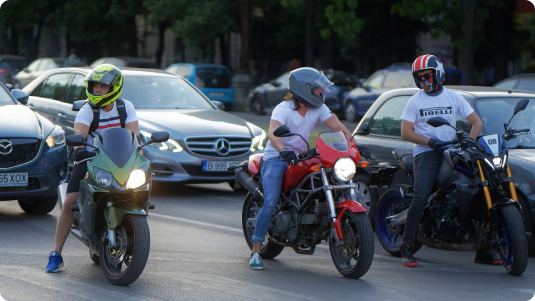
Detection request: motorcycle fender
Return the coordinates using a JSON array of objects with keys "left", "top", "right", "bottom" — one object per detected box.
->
[
  {"left": 104, "top": 203, "right": 147, "bottom": 229},
  {"left": 490, "top": 198, "right": 520, "bottom": 212},
  {"left": 332, "top": 201, "right": 368, "bottom": 240}
]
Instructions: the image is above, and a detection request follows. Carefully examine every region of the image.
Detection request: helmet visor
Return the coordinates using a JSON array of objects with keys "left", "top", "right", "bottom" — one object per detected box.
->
[
  {"left": 311, "top": 71, "right": 334, "bottom": 89},
  {"left": 85, "top": 70, "right": 119, "bottom": 86}
]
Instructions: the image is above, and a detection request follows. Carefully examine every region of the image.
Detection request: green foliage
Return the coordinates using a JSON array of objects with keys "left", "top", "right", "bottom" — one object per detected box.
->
[
  {"left": 323, "top": 0, "right": 362, "bottom": 41},
  {"left": 0, "top": 0, "right": 60, "bottom": 29}
]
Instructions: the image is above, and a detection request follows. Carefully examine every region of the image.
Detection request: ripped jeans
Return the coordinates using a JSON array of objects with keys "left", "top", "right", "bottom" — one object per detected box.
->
[{"left": 252, "top": 156, "right": 288, "bottom": 243}]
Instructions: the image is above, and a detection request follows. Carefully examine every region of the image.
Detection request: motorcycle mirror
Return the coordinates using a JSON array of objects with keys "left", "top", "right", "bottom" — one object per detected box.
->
[
  {"left": 151, "top": 131, "right": 169, "bottom": 143},
  {"left": 427, "top": 117, "right": 450, "bottom": 128},
  {"left": 66, "top": 134, "right": 90, "bottom": 147},
  {"left": 72, "top": 100, "right": 85, "bottom": 111},
  {"left": 354, "top": 123, "right": 371, "bottom": 136},
  {"left": 514, "top": 99, "right": 529, "bottom": 114},
  {"left": 274, "top": 125, "right": 292, "bottom": 137}
]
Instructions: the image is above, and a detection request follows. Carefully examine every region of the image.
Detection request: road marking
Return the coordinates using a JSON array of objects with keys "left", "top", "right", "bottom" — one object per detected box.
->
[
  {"left": 152, "top": 271, "right": 323, "bottom": 301},
  {"left": 150, "top": 212, "right": 242, "bottom": 234},
  {"left": 0, "top": 265, "right": 160, "bottom": 301}
]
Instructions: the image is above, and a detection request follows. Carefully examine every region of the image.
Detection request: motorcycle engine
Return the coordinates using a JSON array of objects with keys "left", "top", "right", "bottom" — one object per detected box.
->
[{"left": 423, "top": 193, "right": 469, "bottom": 241}]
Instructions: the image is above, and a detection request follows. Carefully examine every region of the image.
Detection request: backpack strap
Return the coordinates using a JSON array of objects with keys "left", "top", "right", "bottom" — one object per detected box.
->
[
  {"left": 116, "top": 98, "right": 127, "bottom": 129},
  {"left": 84, "top": 100, "right": 100, "bottom": 136}
]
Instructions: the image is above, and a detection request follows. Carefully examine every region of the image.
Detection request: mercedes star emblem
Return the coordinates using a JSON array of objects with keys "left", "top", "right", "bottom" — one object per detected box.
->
[{"left": 215, "top": 138, "right": 231, "bottom": 156}]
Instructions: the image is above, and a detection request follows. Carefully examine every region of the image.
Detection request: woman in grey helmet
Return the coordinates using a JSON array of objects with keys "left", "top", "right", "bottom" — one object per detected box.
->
[{"left": 249, "top": 67, "right": 365, "bottom": 269}]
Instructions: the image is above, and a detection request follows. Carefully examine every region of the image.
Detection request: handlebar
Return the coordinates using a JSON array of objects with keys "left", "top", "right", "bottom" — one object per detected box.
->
[
  {"left": 297, "top": 148, "right": 318, "bottom": 161},
  {"left": 74, "top": 151, "right": 97, "bottom": 165}
]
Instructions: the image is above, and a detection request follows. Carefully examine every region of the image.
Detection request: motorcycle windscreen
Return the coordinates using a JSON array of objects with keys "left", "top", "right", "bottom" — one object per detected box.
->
[
  {"left": 315, "top": 131, "right": 359, "bottom": 168},
  {"left": 93, "top": 128, "right": 140, "bottom": 168}
]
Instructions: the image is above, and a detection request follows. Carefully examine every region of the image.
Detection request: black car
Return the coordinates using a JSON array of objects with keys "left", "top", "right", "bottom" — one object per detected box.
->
[
  {"left": 0, "top": 83, "right": 68, "bottom": 214},
  {"left": 249, "top": 69, "right": 360, "bottom": 115},
  {"left": 351, "top": 86, "right": 535, "bottom": 253},
  {"left": 0, "top": 55, "right": 27, "bottom": 86}
]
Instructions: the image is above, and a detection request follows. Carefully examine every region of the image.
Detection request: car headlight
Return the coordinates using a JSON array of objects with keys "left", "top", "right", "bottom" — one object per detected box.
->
[
  {"left": 333, "top": 157, "right": 356, "bottom": 182},
  {"left": 250, "top": 130, "right": 267, "bottom": 152},
  {"left": 126, "top": 169, "right": 147, "bottom": 189},
  {"left": 46, "top": 126, "right": 66, "bottom": 148},
  {"left": 140, "top": 130, "right": 183, "bottom": 152}
]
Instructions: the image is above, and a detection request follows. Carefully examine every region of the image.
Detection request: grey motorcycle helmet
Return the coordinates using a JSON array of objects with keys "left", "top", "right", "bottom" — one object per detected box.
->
[{"left": 289, "top": 67, "right": 333, "bottom": 108}]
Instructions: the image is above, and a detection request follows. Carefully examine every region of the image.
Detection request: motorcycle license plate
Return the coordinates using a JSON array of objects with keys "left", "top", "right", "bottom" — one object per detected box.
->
[
  {"left": 0, "top": 173, "right": 28, "bottom": 187},
  {"left": 202, "top": 161, "right": 242, "bottom": 172}
]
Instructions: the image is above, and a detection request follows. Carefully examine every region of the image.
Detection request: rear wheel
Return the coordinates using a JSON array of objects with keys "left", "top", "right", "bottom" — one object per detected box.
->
[
  {"left": 100, "top": 215, "right": 150, "bottom": 286},
  {"left": 329, "top": 211, "right": 374, "bottom": 279},
  {"left": 18, "top": 198, "right": 57, "bottom": 214},
  {"left": 375, "top": 187, "right": 422, "bottom": 256},
  {"left": 242, "top": 193, "right": 284, "bottom": 259},
  {"left": 496, "top": 205, "right": 528, "bottom": 276},
  {"left": 344, "top": 102, "right": 358, "bottom": 122}
]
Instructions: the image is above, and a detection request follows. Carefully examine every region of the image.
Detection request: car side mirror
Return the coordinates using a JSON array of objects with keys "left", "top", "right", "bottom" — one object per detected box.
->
[
  {"left": 151, "top": 131, "right": 169, "bottom": 143},
  {"left": 5, "top": 83, "right": 13, "bottom": 91},
  {"left": 274, "top": 125, "right": 291, "bottom": 137},
  {"left": 212, "top": 100, "right": 225, "bottom": 110},
  {"left": 365, "top": 85, "right": 372, "bottom": 92},
  {"left": 270, "top": 80, "right": 281, "bottom": 87},
  {"left": 355, "top": 123, "right": 371, "bottom": 136},
  {"left": 11, "top": 89, "right": 29, "bottom": 105},
  {"left": 72, "top": 100, "right": 85, "bottom": 111}
]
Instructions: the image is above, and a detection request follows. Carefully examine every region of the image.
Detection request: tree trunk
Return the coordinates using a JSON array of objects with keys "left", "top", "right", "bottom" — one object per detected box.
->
[
  {"left": 155, "top": 21, "right": 168, "bottom": 69},
  {"left": 459, "top": 0, "right": 478, "bottom": 85},
  {"left": 304, "top": 0, "right": 314, "bottom": 67},
  {"left": 239, "top": 0, "right": 251, "bottom": 73},
  {"left": 492, "top": 0, "right": 515, "bottom": 81},
  {"left": 219, "top": 33, "right": 229, "bottom": 67}
]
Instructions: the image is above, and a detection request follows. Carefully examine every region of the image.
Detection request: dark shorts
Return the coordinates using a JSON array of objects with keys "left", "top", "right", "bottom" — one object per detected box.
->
[{"left": 66, "top": 162, "right": 88, "bottom": 193}]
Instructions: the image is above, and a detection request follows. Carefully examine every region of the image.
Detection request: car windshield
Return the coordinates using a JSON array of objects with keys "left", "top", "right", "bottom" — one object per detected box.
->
[
  {"left": 0, "top": 88, "right": 16, "bottom": 106},
  {"left": 195, "top": 67, "right": 232, "bottom": 88},
  {"left": 324, "top": 71, "right": 359, "bottom": 86},
  {"left": 120, "top": 74, "right": 215, "bottom": 110},
  {"left": 475, "top": 98, "right": 535, "bottom": 148}
]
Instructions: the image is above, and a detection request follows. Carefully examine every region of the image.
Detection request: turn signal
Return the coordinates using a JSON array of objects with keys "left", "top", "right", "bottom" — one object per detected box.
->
[
  {"left": 358, "top": 161, "right": 370, "bottom": 167},
  {"left": 310, "top": 165, "right": 321, "bottom": 172}
]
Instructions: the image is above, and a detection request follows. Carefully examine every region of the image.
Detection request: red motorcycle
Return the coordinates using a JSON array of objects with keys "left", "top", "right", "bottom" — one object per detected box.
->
[{"left": 229, "top": 125, "right": 374, "bottom": 278}]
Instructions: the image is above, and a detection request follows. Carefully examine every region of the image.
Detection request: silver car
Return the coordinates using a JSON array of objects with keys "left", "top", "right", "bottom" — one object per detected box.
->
[
  {"left": 22, "top": 67, "right": 266, "bottom": 188},
  {"left": 14, "top": 57, "right": 66, "bottom": 89}
]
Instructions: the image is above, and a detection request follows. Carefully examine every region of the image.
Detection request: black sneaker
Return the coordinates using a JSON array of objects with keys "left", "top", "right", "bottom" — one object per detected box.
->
[
  {"left": 474, "top": 248, "right": 502, "bottom": 265},
  {"left": 400, "top": 241, "right": 417, "bottom": 267}
]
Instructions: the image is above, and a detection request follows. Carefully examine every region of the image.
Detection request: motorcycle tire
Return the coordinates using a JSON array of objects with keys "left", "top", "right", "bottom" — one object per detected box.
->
[
  {"left": 496, "top": 205, "right": 528, "bottom": 276},
  {"left": 375, "top": 186, "right": 422, "bottom": 257},
  {"left": 329, "top": 211, "right": 374, "bottom": 279},
  {"left": 241, "top": 193, "right": 284, "bottom": 259},
  {"left": 100, "top": 215, "right": 150, "bottom": 286}
]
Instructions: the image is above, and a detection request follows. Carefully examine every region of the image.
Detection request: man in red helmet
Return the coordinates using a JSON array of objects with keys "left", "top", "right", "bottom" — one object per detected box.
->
[{"left": 397, "top": 54, "right": 500, "bottom": 268}]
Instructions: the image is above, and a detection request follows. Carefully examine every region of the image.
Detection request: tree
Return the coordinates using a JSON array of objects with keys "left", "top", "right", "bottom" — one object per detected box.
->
[{"left": 392, "top": 0, "right": 491, "bottom": 85}]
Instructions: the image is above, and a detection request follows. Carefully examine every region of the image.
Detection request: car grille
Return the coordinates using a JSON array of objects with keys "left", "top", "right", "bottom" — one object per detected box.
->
[
  {"left": 0, "top": 139, "right": 42, "bottom": 169},
  {"left": 185, "top": 136, "right": 251, "bottom": 157}
]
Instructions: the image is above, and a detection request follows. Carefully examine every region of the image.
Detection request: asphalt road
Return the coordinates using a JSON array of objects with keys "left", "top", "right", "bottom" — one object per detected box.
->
[{"left": 0, "top": 182, "right": 535, "bottom": 301}]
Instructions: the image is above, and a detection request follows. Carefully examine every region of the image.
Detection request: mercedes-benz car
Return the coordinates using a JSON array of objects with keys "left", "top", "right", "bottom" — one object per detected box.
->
[
  {"left": 352, "top": 86, "right": 535, "bottom": 253},
  {"left": 0, "top": 83, "right": 68, "bottom": 214},
  {"left": 21, "top": 67, "right": 266, "bottom": 188}
]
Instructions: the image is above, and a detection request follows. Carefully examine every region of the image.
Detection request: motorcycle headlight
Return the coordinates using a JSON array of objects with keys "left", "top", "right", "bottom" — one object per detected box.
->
[
  {"left": 126, "top": 169, "right": 147, "bottom": 189},
  {"left": 140, "top": 130, "right": 182, "bottom": 152},
  {"left": 250, "top": 130, "right": 267, "bottom": 152},
  {"left": 95, "top": 168, "right": 114, "bottom": 188},
  {"left": 333, "top": 157, "right": 356, "bottom": 182},
  {"left": 493, "top": 157, "right": 502, "bottom": 167},
  {"left": 46, "top": 126, "right": 66, "bottom": 148}
]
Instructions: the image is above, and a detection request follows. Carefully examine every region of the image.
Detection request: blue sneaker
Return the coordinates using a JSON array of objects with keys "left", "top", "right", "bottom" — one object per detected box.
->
[
  {"left": 249, "top": 253, "right": 264, "bottom": 270},
  {"left": 46, "top": 251, "right": 64, "bottom": 273}
]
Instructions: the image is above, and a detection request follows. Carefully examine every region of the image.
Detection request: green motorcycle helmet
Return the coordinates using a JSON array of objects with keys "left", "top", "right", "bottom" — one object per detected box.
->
[{"left": 85, "top": 64, "right": 123, "bottom": 107}]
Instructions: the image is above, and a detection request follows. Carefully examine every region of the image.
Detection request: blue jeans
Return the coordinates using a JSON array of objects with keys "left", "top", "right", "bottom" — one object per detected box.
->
[{"left": 252, "top": 156, "right": 287, "bottom": 243}]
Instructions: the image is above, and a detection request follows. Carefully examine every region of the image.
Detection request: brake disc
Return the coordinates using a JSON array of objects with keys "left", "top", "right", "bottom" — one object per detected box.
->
[{"left": 104, "top": 226, "right": 127, "bottom": 266}]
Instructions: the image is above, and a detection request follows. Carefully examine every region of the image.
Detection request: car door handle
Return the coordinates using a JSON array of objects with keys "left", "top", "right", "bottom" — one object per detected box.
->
[{"left": 58, "top": 113, "right": 66, "bottom": 118}]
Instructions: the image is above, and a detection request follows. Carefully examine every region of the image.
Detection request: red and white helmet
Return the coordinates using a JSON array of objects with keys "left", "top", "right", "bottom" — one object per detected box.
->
[{"left": 412, "top": 54, "right": 445, "bottom": 89}]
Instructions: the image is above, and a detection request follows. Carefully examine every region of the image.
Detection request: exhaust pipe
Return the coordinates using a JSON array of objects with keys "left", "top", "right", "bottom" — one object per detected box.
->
[
  {"left": 57, "top": 183, "right": 68, "bottom": 210},
  {"left": 235, "top": 169, "right": 264, "bottom": 199}
]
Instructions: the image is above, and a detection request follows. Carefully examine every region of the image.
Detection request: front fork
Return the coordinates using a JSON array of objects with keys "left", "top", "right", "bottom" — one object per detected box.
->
[
  {"left": 321, "top": 168, "right": 344, "bottom": 240},
  {"left": 477, "top": 160, "right": 518, "bottom": 214}
]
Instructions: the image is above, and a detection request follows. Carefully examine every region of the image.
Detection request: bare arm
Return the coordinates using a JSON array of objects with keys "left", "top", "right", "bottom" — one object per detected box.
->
[
  {"left": 465, "top": 112, "right": 483, "bottom": 140},
  {"left": 401, "top": 120, "right": 431, "bottom": 145},
  {"left": 323, "top": 114, "right": 358, "bottom": 144},
  {"left": 73, "top": 122, "right": 90, "bottom": 150},
  {"left": 126, "top": 121, "right": 143, "bottom": 155},
  {"left": 268, "top": 120, "right": 285, "bottom": 152}
]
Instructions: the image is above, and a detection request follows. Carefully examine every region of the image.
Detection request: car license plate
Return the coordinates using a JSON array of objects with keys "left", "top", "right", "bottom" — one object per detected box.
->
[
  {"left": 209, "top": 92, "right": 225, "bottom": 98},
  {"left": 0, "top": 173, "right": 28, "bottom": 187},
  {"left": 203, "top": 161, "right": 242, "bottom": 172}
]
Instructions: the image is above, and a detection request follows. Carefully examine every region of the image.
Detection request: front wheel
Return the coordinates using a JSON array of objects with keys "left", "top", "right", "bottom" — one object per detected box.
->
[
  {"left": 242, "top": 193, "right": 284, "bottom": 259},
  {"left": 329, "top": 211, "right": 374, "bottom": 279},
  {"left": 100, "top": 215, "right": 150, "bottom": 286},
  {"left": 496, "top": 205, "right": 528, "bottom": 276},
  {"left": 375, "top": 187, "right": 422, "bottom": 256},
  {"left": 344, "top": 102, "right": 359, "bottom": 122}
]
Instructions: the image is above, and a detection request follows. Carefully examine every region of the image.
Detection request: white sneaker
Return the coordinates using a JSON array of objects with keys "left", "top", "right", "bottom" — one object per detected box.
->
[{"left": 249, "top": 253, "right": 264, "bottom": 270}]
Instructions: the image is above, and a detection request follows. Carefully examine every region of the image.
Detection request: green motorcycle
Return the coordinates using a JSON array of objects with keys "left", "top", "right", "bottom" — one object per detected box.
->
[{"left": 58, "top": 127, "right": 169, "bottom": 286}]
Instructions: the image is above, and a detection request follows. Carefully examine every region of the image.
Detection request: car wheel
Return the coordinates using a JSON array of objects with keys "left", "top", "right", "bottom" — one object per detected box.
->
[
  {"left": 18, "top": 198, "right": 57, "bottom": 214},
  {"left": 344, "top": 102, "right": 359, "bottom": 122},
  {"left": 250, "top": 96, "right": 265, "bottom": 115}
]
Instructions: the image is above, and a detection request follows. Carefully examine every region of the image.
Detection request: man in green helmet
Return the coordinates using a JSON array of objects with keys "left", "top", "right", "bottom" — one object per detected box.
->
[{"left": 46, "top": 64, "right": 140, "bottom": 272}]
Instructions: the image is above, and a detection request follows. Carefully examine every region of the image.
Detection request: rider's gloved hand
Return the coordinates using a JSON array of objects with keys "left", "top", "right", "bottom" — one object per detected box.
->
[
  {"left": 74, "top": 148, "right": 92, "bottom": 161},
  {"left": 355, "top": 144, "right": 372, "bottom": 159},
  {"left": 428, "top": 138, "right": 445, "bottom": 153},
  {"left": 279, "top": 148, "right": 300, "bottom": 166}
]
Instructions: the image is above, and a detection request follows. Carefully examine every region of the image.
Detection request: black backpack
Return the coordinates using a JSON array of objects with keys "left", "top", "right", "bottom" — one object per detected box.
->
[{"left": 85, "top": 98, "right": 127, "bottom": 136}]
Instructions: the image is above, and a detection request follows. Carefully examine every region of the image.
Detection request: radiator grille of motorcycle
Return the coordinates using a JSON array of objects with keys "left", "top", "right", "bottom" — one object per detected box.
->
[
  {"left": 185, "top": 136, "right": 251, "bottom": 157},
  {"left": 0, "top": 139, "right": 41, "bottom": 169}
]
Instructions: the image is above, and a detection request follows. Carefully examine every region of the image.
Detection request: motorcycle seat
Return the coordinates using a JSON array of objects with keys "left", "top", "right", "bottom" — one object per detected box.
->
[{"left": 393, "top": 149, "right": 414, "bottom": 174}]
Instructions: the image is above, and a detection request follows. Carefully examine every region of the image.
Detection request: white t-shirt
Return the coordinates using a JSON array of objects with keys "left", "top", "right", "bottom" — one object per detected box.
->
[
  {"left": 401, "top": 87, "right": 474, "bottom": 156},
  {"left": 75, "top": 99, "right": 138, "bottom": 144},
  {"left": 263, "top": 101, "right": 334, "bottom": 160}
]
